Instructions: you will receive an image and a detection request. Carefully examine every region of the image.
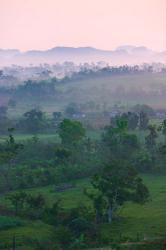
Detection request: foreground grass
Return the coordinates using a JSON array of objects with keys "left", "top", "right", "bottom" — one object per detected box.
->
[
  {"left": 0, "top": 175, "right": 165, "bottom": 247},
  {"left": 100, "top": 175, "right": 166, "bottom": 241},
  {"left": 0, "top": 221, "right": 54, "bottom": 249}
]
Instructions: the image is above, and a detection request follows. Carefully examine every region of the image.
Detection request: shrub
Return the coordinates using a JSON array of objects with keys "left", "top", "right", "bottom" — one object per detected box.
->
[{"left": 0, "top": 215, "right": 24, "bottom": 230}]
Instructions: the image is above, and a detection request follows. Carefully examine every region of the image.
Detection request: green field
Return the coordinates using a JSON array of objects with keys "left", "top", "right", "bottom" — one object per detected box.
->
[
  {"left": 0, "top": 130, "right": 102, "bottom": 144},
  {"left": 0, "top": 133, "right": 60, "bottom": 143},
  {"left": 0, "top": 174, "right": 165, "bottom": 248}
]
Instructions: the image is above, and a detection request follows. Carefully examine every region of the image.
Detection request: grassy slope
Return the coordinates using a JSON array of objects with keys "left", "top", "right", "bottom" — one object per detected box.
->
[
  {"left": 101, "top": 175, "right": 166, "bottom": 240},
  {"left": 53, "top": 73, "right": 166, "bottom": 109},
  {"left": 0, "top": 175, "right": 166, "bottom": 246}
]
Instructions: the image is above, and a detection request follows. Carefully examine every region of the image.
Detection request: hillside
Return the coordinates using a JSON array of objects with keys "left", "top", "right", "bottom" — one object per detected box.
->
[{"left": 8, "top": 72, "right": 166, "bottom": 119}]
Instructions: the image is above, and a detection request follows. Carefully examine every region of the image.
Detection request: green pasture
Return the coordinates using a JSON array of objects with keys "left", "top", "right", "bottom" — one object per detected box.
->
[{"left": 0, "top": 174, "right": 165, "bottom": 248}]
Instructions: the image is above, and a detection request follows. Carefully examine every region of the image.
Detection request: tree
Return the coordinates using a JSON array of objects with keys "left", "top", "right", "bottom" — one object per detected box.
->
[
  {"left": 84, "top": 190, "right": 106, "bottom": 223},
  {"left": 139, "top": 111, "right": 149, "bottom": 130},
  {"left": 132, "top": 104, "right": 155, "bottom": 117},
  {"left": 92, "top": 119, "right": 149, "bottom": 223},
  {"left": 7, "top": 191, "right": 27, "bottom": 215},
  {"left": 15, "top": 80, "right": 56, "bottom": 100},
  {"left": 127, "top": 112, "right": 139, "bottom": 130},
  {"left": 59, "top": 119, "right": 85, "bottom": 146},
  {"left": 133, "top": 151, "right": 153, "bottom": 173},
  {"left": 53, "top": 112, "right": 62, "bottom": 122},
  {"left": 44, "top": 200, "right": 61, "bottom": 226},
  {"left": 52, "top": 112, "right": 62, "bottom": 128},
  {"left": 54, "top": 147, "right": 71, "bottom": 164},
  {"left": 0, "top": 129, "right": 23, "bottom": 191},
  {"left": 0, "top": 106, "right": 9, "bottom": 134},
  {"left": 21, "top": 109, "right": 46, "bottom": 133},
  {"left": 65, "top": 102, "right": 80, "bottom": 117},
  {"left": 26, "top": 193, "right": 45, "bottom": 210},
  {"left": 162, "top": 119, "right": 166, "bottom": 141},
  {"left": 91, "top": 160, "right": 149, "bottom": 223},
  {"left": 24, "top": 193, "right": 46, "bottom": 219},
  {"left": 120, "top": 112, "right": 139, "bottom": 130},
  {"left": 145, "top": 125, "right": 158, "bottom": 159},
  {"left": 102, "top": 118, "right": 139, "bottom": 161},
  {"left": 145, "top": 125, "right": 158, "bottom": 147}
]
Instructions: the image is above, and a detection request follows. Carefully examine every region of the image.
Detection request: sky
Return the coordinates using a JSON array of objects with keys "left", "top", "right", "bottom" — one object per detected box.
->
[{"left": 0, "top": 0, "right": 166, "bottom": 51}]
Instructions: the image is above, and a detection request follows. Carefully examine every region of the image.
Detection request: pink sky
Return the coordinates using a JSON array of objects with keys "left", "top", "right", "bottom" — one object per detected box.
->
[{"left": 1, "top": 0, "right": 166, "bottom": 51}]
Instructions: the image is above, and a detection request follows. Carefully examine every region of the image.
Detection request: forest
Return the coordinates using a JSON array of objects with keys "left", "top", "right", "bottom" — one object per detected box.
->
[{"left": 0, "top": 89, "right": 166, "bottom": 249}]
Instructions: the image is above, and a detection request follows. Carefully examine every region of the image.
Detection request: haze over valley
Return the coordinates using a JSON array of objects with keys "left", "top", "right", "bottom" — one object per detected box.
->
[
  {"left": 1, "top": 45, "right": 166, "bottom": 66},
  {"left": 0, "top": 0, "right": 166, "bottom": 249}
]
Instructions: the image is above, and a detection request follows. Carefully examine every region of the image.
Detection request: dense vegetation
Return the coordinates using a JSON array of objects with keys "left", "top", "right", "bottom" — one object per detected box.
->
[
  {"left": 0, "top": 111, "right": 166, "bottom": 249},
  {"left": 1, "top": 68, "right": 166, "bottom": 119},
  {"left": 0, "top": 69, "right": 166, "bottom": 249}
]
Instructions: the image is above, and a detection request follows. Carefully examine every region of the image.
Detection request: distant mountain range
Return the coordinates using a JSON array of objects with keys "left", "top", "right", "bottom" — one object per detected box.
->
[{"left": 0, "top": 45, "right": 166, "bottom": 66}]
